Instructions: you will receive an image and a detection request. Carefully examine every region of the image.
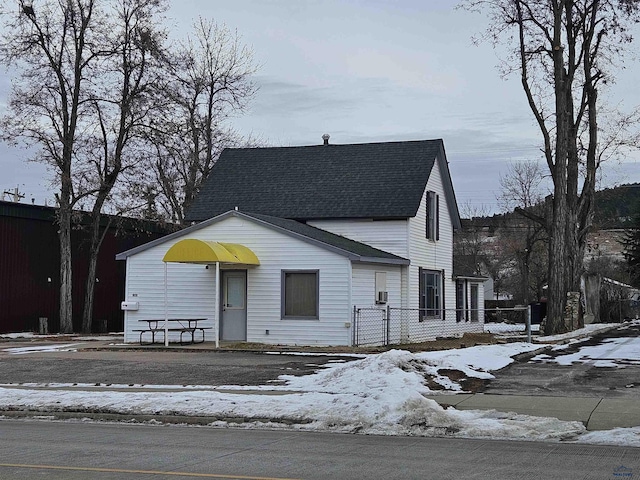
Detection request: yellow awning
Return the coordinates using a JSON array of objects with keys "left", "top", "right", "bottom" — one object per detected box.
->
[{"left": 162, "top": 239, "right": 260, "bottom": 265}]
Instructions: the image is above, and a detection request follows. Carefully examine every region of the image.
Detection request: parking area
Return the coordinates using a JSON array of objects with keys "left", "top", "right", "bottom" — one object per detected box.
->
[
  {"left": 0, "top": 344, "right": 355, "bottom": 386},
  {"left": 1, "top": 323, "right": 639, "bottom": 399}
]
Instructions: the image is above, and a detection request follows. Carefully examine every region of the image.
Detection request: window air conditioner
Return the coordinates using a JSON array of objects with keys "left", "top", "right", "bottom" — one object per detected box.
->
[{"left": 376, "top": 291, "right": 388, "bottom": 304}]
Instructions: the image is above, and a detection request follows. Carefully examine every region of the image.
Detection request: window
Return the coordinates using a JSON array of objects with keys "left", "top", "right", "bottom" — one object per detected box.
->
[
  {"left": 426, "top": 191, "right": 439, "bottom": 241},
  {"left": 281, "top": 270, "right": 319, "bottom": 319},
  {"left": 419, "top": 268, "right": 443, "bottom": 320},
  {"left": 470, "top": 284, "right": 479, "bottom": 322}
]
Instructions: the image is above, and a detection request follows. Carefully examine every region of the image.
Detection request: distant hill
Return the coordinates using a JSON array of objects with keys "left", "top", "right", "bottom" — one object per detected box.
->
[
  {"left": 461, "top": 183, "right": 640, "bottom": 229},
  {"left": 593, "top": 183, "right": 640, "bottom": 229}
]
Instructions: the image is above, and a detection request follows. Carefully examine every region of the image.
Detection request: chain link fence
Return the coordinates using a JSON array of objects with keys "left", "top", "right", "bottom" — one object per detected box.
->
[{"left": 353, "top": 306, "right": 531, "bottom": 347}]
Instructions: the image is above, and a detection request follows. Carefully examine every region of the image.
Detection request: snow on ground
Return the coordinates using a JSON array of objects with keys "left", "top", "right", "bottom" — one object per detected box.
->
[
  {"left": 3, "top": 344, "right": 80, "bottom": 355},
  {"left": 531, "top": 337, "right": 640, "bottom": 367},
  {"left": 0, "top": 332, "right": 123, "bottom": 340}
]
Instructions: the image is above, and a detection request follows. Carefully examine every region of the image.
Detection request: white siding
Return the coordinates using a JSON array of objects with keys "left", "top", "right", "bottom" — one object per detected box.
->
[
  {"left": 408, "top": 159, "right": 455, "bottom": 307},
  {"left": 307, "top": 219, "right": 409, "bottom": 258},
  {"left": 406, "top": 158, "right": 459, "bottom": 341},
  {"left": 123, "top": 252, "right": 216, "bottom": 344},
  {"left": 123, "top": 215, "right": 353, "bottom": 346},
  {"left": 351, "top": 264, "right": 402, "bottom": 308}
]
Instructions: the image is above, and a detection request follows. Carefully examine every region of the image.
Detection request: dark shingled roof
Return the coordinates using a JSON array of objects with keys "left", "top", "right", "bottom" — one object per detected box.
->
[{"left": 185, "top": 139, "right": 448, "bottom": 223}]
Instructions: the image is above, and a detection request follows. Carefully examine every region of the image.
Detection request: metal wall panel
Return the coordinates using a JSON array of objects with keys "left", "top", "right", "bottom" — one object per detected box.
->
[{"left": 0, "top": 201, "right": 171, "bottom": 333}]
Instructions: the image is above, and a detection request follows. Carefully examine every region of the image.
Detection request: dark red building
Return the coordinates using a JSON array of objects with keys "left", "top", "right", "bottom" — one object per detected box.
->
[{"left": 0, "top": 200, "right": 172, "bottom": 333}]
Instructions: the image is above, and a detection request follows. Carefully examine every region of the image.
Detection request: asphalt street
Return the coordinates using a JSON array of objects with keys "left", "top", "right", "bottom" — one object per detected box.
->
[
  {"left": 485, "top": 322, "right": 640, "bottom": 398},
  {"left": 1, "top": 419, "right": 639, "bottom": 479}
]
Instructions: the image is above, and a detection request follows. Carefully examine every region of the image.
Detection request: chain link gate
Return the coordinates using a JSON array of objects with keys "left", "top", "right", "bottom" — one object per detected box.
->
[{"left": 353, "top": 306, "right": 389, "bottom": 346}]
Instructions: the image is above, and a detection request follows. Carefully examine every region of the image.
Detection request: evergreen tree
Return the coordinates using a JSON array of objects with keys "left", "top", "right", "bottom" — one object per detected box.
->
[{"left": 623, "top": 210, "right": 640, "bottom": 287}]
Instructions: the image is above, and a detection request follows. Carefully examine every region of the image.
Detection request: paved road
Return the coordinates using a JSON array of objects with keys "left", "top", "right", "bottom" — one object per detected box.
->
[
  {"left": 0, "top": 346, "right": 351, "bottom": 386},
  {"left": 486, "top": 323, "right": 640, "bottom": 398},
  {"left": 1, "top": 419, "right": 639, "bottom": 479}
]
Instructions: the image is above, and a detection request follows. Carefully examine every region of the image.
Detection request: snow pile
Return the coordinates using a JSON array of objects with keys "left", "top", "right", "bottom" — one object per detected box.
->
[
  {"left": 577, "top": 427, "right": 640, "bottom": 446},
  {"left": 534, "top": 323, "right": 616, "bottom": 343},
  {"left": 484, "top": 323, "right": 540, "bottom": 335}
]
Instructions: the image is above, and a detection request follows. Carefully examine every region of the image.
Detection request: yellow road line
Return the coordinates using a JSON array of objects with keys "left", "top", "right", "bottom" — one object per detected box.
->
[{"left": 0, "top": 463, "right": 301, "bottom": 480}]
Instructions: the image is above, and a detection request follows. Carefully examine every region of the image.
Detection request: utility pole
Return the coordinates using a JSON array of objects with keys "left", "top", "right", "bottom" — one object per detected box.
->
[{"left": 2, "top": 186, "right": 25, "bottom": 202}]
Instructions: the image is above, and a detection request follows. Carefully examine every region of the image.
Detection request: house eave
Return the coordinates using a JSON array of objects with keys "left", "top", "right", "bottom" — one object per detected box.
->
[{"left": 352, "top": 257, "right": 410, "bottom": 266}]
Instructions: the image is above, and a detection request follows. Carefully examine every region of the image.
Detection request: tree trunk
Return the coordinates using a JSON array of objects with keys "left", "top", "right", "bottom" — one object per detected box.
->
[
  {"left": 81, "top": 203, "right": 109, "bottom": 334},
  {"left": 58, "top": 202, "right": 74, "bottom": 333},
  {"left": 545, "top": 194, "right": 568, "bottom": 335},
  {"left": 81, "top": 249, "right": 98, "bottom": 334}
]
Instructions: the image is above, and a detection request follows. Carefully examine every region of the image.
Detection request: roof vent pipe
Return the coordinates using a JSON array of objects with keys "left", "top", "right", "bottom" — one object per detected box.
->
[{"left": 322, "top": 134, "right": 330, "bottom": 146}]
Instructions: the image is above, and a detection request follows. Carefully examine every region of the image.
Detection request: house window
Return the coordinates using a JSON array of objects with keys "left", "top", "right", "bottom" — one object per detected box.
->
[
  {"left": 426, "top": 191, "right": 439, "bottom": 241},
  {"left": 281, "top": 270, "right": 319, "bottom": 319},
  {"left": 419, "top": 268, "right": 443, "bottom": 320}
]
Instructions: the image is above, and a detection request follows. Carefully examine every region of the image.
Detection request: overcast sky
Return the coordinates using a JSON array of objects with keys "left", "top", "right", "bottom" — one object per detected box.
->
[{"left": 1, "top": 0, "right": 639, "bottom": 213}]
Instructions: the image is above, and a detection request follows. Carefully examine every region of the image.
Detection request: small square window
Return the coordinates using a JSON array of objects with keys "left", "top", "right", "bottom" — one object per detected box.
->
[{"left": 281, "top": 270, "right": 319, "bottom": 319}]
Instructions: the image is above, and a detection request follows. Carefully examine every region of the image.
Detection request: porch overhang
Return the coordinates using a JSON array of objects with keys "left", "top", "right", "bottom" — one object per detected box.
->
[{"left": 162, "top": 239, "right": 260, "bottom": 266}]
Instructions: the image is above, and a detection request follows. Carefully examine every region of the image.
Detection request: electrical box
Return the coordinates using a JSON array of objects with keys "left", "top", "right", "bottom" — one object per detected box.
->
[{"left": 120, "top": 301, "right": 139, "bottom": 311}]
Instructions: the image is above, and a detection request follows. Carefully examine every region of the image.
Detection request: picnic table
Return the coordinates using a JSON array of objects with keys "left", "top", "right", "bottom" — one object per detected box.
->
[{"left": 133, "top": 318, "right": 212, "bottom": 345}]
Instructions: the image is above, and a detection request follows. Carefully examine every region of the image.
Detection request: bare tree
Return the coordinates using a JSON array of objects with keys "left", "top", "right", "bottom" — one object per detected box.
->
[
  {"left": 78, "top": 0, "right": 167, "bottom": 333},
  {"left": 464, "top": 0, "right": 640, "bottom": 334},
  {"left": 144, "top": 18, "right": 259, "bottom": 223},
  {"left": 0, "top": 0, "right": 167, "bottom": 333},
  {"left": 1, "top": 0, "right": 104, "bottom": 332},
  {"left": 497, "top": 160, "right": 549, "bottom": 303}
]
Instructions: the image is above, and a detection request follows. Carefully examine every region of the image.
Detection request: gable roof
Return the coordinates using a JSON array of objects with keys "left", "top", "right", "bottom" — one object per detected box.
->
[
  {"left": 116, "top": 210, "right": 410, "bottom": 266},
  {"left": 185, "top": 139, "right": 461, "bottom": 229}
]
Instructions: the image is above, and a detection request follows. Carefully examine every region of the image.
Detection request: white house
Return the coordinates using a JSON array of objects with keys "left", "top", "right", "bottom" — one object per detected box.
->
[{"left": 116, "top": 138, "right": 485, "bottom": 346}]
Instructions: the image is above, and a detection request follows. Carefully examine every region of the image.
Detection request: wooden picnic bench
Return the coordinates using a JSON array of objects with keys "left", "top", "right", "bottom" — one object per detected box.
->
[{"left": 133, "top": 318, "right": 212, "bottom": 345}]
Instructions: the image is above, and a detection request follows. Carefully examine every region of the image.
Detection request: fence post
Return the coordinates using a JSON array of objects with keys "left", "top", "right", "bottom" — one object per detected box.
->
[
  {"left": 352, "top": 306, "right": 357, "bottom": 347},
  {"left": 526, "top": 305, "right": 532, "bottom": 343},
  {"left": 386, "top": 305, "right": 391, "bottom": 346}
]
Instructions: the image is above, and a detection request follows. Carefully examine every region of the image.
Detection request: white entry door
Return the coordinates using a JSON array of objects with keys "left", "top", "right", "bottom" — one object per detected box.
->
[{"left": 221, "top": 271, "right": 247, "bottom": 341}]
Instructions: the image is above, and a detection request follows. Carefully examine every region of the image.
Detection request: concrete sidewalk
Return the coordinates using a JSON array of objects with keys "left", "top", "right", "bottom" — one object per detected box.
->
[{"left": 424, "top": 393, "right": 640, "bottom": 431}]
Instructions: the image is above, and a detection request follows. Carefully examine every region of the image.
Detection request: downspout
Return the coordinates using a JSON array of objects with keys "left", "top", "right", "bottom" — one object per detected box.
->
[
  {"left": 215, "top": 262, "right": 220, "bottom": 348},
  {"left": 348, "top": 260, "right": 353, "bottom": 346},
  {"left": 164, "top": 262, "right": 169, "bottom": 347}
]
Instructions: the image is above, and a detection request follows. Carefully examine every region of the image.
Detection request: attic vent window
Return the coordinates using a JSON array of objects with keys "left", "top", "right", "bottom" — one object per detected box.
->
[{"left": 322, "top": 134, "right": 330, "bottom": 146}]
